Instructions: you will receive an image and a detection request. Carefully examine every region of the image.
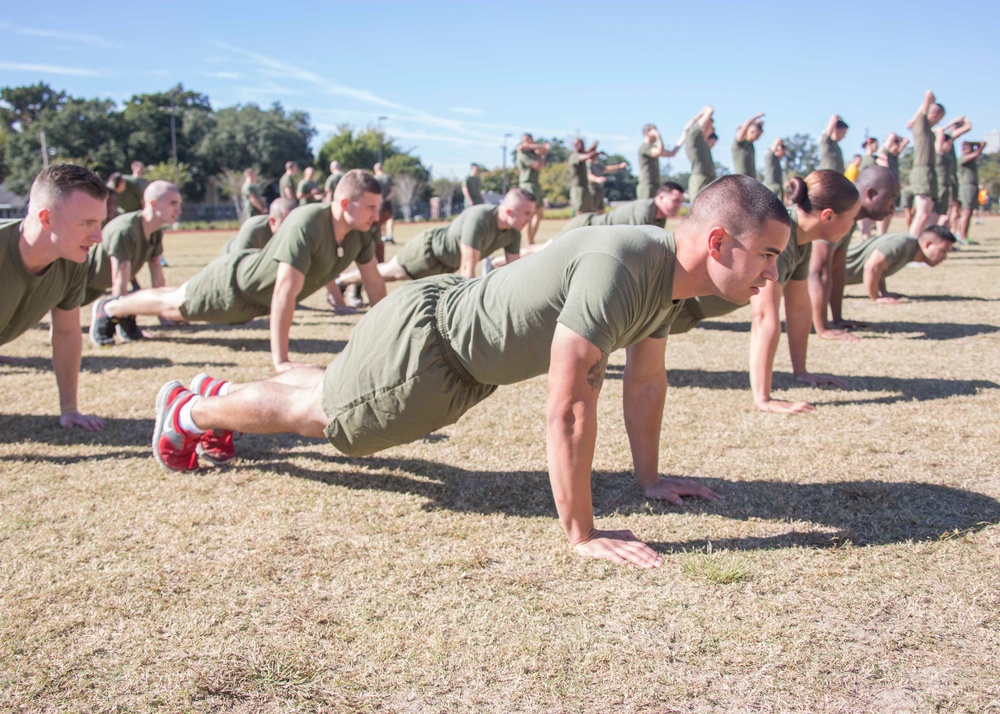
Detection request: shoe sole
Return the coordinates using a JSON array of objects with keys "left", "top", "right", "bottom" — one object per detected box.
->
[
  {"left": 152, "top": 380, "right": 193, "bottom": 472},
  {"left": 196, "top": 441, "right": 235, "bottom": 466},
  {"left": 89, "top": 297, "right": 113, "bottom": 348}
]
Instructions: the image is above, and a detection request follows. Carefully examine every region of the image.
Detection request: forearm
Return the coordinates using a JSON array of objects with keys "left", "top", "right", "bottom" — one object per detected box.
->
[
  {"left": 51, "top": 325, "right": 82, "bottom": 415},
  {"left": 749, "top": 314, "right": 781, "bottom": 405},
  {"left": 111, "top": 261, "right": 131, "bottom": 297},
  {"left": 148, "top": 260, "right": 166, "bottom": 289},
  {"left": 546, "top": 398, "right": 598, "bottom": 546},
  {"left": 622, "top": 371, "right": 666, "bottom": 489},
  {"left": 785, "top": 303, "right": 812, "bottom": 376},
  {"left": 864, "top": 266, "right": 884, "bottom": 301},
  {"left": 269, "top": 290, "right": 297, "bottom": 367}
]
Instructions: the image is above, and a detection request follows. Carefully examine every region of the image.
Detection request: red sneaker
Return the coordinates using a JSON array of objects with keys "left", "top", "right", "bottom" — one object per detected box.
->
[
  {"left": 189, "top": 373, "right": 236, "bottom": 465},
  {"left": 152, "top": 381, "right": 200, "bottom": 472}
]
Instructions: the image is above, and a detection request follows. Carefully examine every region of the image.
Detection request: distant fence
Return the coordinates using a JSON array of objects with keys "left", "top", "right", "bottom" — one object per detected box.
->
[
  {"left": 0, "top": 204, "right": 27, "bottom": 220},
  {"left": 181, "top": 203, "right": 238, "bottom": 222}
]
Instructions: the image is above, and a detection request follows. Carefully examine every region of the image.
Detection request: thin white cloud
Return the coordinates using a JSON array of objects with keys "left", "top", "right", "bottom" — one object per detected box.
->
[
  {"left": 0, "top": 61, "right": 107, "bottom": 77},
  {"left": 450, "top": 107, "right": 484, "bottom": 117},
  {"left": 198, "top": 70, "right": 245, "bottom": 80},
  {"left": 15, "top": 27, "right": 123, "bottom": 49}
]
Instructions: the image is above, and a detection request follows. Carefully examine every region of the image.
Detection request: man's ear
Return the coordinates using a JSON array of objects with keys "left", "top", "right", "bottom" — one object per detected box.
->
[
  {"left": 37, "top": 207, "right": 53, "bottom": 231},
  {"left": 707, "top": 226, "right": 726, "bottom": 260}
]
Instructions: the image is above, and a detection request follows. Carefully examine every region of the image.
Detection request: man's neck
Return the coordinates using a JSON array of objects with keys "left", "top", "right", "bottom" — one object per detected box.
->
[
  {"left": 17, "top": 217, "right": 56, "bottom": 275},
  {"left": 141, "top": 210, "right": 163, "bottom": 238},
  {"left": 331, "top": 205, "right": 349, "bottom": 242},
  {"left": 670, "top": 229, "right": 712, "bottom": 301}
]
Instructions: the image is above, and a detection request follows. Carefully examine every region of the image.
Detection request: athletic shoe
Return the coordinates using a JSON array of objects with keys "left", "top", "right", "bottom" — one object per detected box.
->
[
  {"left": 152, "top": 381, "right": 200, "bottom": 472},
  {"left": 89, "top": 296, "right": 118, "bottom": 347},
  {"left": 345, "top": 284, "right": 363, "bottom": 308},
  {"left": 160, "top": 256, "right": 170, "bottom": 267},
  {"left": 381, "top": 235, "right": 395, "bottom": 244},
  {"left": 115, "top": 316, "right": 145, "bottom": 342},
  {"left": 483, "top": 257, "right": 496, "bottom": 274},
  {"left": 189, "top": 373, "right": 235, "bottom": 465}
]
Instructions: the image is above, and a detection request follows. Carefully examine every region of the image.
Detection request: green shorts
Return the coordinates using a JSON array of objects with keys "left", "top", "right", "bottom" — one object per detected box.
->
[
  {"left": 569, "top": 186, "right": 593, "bottom": 215},
  {"left": 321, "top": 276, "right": 497, "bottom": 456},
  {"left": 900, "top": 186, "right": 914, "bottom": 209},
  {"left": 590, "top": 183, "right": 605, "bottom": 209},
  {"left": 959, "top": 184, "right": 978, "bottom": 210},
  {"left": 520, "top": 182, "right": 543, "bottom": 206},
  {"left": 635, "top": 183, "right": 656, "bottom": 200},
  {"left": 935, "top": 181, "right": 957, "bottom": 214},
  {"left": 394, "top": 230, "right": 453, "bottom": 280},
  {"left": 908, "top": 166, "right": 938, "bottom": 200},
  {"left": 179, "top": 250, "right": 268, "bottom": 324}
]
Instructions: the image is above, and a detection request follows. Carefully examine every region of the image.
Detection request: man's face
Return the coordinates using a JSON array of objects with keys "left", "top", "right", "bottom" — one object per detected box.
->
[
  {"left": 343, "top": 191, "right": 382, "bottom": 231},
  {"left": 710, "top": 218, "right": 790, "bottom": 302},
  {"left": 921, "top": 236, "right": 952, "bottom": 266},
  {"left": 131, "top": 162, "right": 144, "bottom": 176},
  {"left": 151, "top": 190, "right": 182, "bottom": 225},
  {"left": 289, "top": 163, "right": 298, "bottom": 174},
  {"left": 747, "top": 125, "right": 763, "bottom": 142},
  {"left": 774, "top": 144, "right": 786, "bottom": 159},
  {"left": 304, "top": 167, "right": 314, "bottom": 180},
  {"left": 44, "top": 190, "right": 106, "bottom": 263},
  {"left": 501, "top": 196, "right": 535, "bottom": 231},
  {"left": 247, "top": 169, "right": 257, "bottom": 182},
  {"left": 832, "top": 126, "right": 848, "bottom": 142},
  {"left": 470, "top": 165, "right": 479, "bottom": 176},
  {"left": 706, "top": 135, "right": 718, "bottom": 149},
  {"left": 655, "top": 190, "right": 684, "bottom": 218},
  {"left": 928, "top": 105, "right": 945, "bottom": 126}
]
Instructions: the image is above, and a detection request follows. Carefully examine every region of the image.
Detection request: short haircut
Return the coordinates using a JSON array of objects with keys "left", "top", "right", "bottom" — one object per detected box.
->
[
  {"left": 932, "top": 103, "right": 946, "bottom": 116},
  {"left": 285, "top": 161, "right": 297, "bottom": 171},
  {"left": 657, "top": 181, "right": 685, "bottom": 195},
  {"left": 835, "top": 119, "right": 850, "bottom": 130},
  {"left": 144, "top": 180, "right": 180, "bottom": 203},
  {"left": 708, "top": 132, "right": 719, "bottom": 141},
  {"left": 506, "top": 186, "right": 537, "bottom": 204},
  {"left": 31, "top": 163, "right": 108, "bottom": 208},
  {"left": 686, "top": 175, "right": 790, "bottom": 242},
  {"left": 334, "top": 169, "right": 383, "bottom": 201},
  {"left": 921, "top": 225, "right": 957, "bottom": 243},
  {"left": 269, "top": 198, "right": 296, "bottom": 219},
  {"left": 642, "top": 123, "right": 656, "bottom": 135}
]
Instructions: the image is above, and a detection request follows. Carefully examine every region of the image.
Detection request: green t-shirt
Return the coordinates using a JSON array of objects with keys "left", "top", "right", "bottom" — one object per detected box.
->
[
  {"left": 375, "top": 173, "right": 393, "bottom": 198},
  {"left": 463, "top": 174, "right": 483, "bottom": 205},
  {"left": 223, "top": 215, "right": 273, "bottom": 254},
  {"left": 568, "top": 152, "right": 589, "bottom": 189},
  {"left": 87, "top": 211, "right": 164, "bottom": 292},
  {"left": 324, "top": 171, "right": 344, "bottom": 195},
  {"left": 819, "top": 133, "right": 845, "bottom": 173},
  {"left": 516, "top": 149, "right": 540, "bottom": 187},
  {"left": 592, "top": 198, "right": 663, "bottom": 229},
  {"left": 935, "top": 145, "right": 957, "bottom": 186},
  {"left": 845, "top": 233, "right": 919, "bottom": 285},
  {"left": 117, "top": 175, "right": 144, "bottom": 213},
  {"left": 686, "top": 124, "right": 716, "bottom": 182},
  {"left": 859, "top": 154, "right": 877, "bottom": 171},
  {"left": 958, "top": 155, "right": 978, "bottom": 186},
  {"left": 762, "top": 149, "right": 783, "bottom": 191},
  {"left": 731, "top": 139, "right": 756, "bottom": 177},
  {"left": 297, "top": 179, "right": 319, "bottom": 205},
  {"left": 886, "top": 152, "right": 900, "bottom": 178},
  {"left": 241, "top": 182, "right": 264, "bottom": 216},
  {"left": 912, "top": 114, "right": 933, "bottom": 169},
  {"left": 236, "top": 203, "right": 375, "bottom": 308},
  {"left": 441, "top": 225, "right": 681, "bottom": 385},
  {"left": 0, "top": 220, "right": 91, "bottom": 346},
  {"left": 426, "top": 204, "right": 520, "bottom": 267},
  {"left": 279, "top": 173, "right": 296, "bottom": 200},
  {"left": 637, "top": 141, "right": 659, "bottom": 190}
]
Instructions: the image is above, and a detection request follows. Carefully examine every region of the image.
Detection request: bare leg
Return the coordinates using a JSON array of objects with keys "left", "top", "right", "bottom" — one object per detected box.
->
[
  {"left": 909, "top": 196, "right": 937, "bottom": 236},
  {"left": 958, "top": 208, "right": 973, "bottom": 240},
  {"left": 105, "top": 285, "right": 186, "bottom": 322},
  {"left": 339, "top": 258, "right": 408, "bottom": 287},
  {"left": 192, "top": 366, "right": 329, "bottom": 437},
  {"left": 526, "top": 205, "right": 544, "bottom": 245},
  {"left": 383, "top": 217, "right": 395, "bottom": 240}
]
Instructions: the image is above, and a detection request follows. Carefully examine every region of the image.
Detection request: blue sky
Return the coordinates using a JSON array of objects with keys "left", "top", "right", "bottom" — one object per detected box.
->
[{"left": 2, "top": 0, "right": 995, "bottom": 179}]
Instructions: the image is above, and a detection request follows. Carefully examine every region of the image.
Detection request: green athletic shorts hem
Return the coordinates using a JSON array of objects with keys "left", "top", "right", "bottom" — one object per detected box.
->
[
  {"left": 935, "top": 182, "right": 956, "bottom": 215},
  {"left": 909, "top": 166, "right": 938, "bottom": 200},
  {"left": 178, "top": 250, "right": 269, "bottom": 324},
  {"left": 394, "top": 232, "right": 453, "bottom": 280},
  {"left": 900, "top": 186, "right": 915, "bottom": 209},
  {"left": 959, "top": 184, "right": 978, "bottom": 210},
  {"left": 570, "top": 186, "right": 593, "bottom": 215},
  {"left": 321, "top": 276, "right": 497, "bottom": 457}
]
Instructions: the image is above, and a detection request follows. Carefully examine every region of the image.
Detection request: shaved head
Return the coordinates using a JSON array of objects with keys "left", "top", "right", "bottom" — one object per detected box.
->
[
  {"left": 855, "top": 166, "right": 900, "bottom": 221},
  {"left": 144, "top": 180, "right": 179, "bottom": 203},
  {"left": 686, "top": 175, "right": 790, "bottom": 245},
  {"left": 269, "top": 197, "right": 296, "bottom": 220}
]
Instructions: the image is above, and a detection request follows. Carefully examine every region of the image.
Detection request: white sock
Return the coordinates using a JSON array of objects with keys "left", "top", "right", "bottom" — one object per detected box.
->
[
  {"left": 178, "top": 396, "right": 205, "bottom": 435},
  {"left": 217, "top": 382, "right": 231, "bottom": 396}
]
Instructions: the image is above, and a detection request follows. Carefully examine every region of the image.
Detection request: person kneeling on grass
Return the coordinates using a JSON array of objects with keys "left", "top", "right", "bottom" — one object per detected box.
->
[
  {"left": 91, "top": 170, "right": 386, "bottom": 372},
  {"left": 844, "top": 225, "right": 955, "bottom": 305},
  {"left": 151, "top": 175, "right": 792, "bottom": 569}
]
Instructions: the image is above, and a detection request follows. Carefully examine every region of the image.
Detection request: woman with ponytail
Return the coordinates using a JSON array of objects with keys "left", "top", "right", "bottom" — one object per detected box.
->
[{"left": 749, "top": 170, "right": 860, "bottom": 413}]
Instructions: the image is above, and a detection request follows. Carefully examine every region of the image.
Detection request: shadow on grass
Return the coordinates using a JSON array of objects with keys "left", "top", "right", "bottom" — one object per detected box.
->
[
  {"left": 604, "top": 364, "right": 998, "bottom": 402},
  {"left": 0, "top": 355, "right": 238, "bottom": 373},
  {"left": 689, "top": 321, "right": 751, "bottom": 333},
  {"left": 242, "top": 451, "right": 1000, "bottom": 549},
  {"left": 860, "top": 321, "right": 1000, "bottom": 340},
  {"left": 0, "top": 413, "right": 152, "bottom": 448},
  {"left": 149, "top": 334, "right": 347, "bottom": 356}
]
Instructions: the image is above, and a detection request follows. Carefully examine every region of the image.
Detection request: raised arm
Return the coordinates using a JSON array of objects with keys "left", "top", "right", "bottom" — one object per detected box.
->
[
  {"left": 950, "top": 118, "right": 973, "bottom": 140},
  {"left": 960, "top": 143, "right": 985, "bottom": 164},
  {"left": 823, "top": 114, "right": 841, "bottom": 137},
  {"left": 736, "top": 112, "right": 765, "bottom": 142},
  {"left": 907, "top": 91, "right": 935, "bottom": 129},
  {"left": 546, "top": 324, "right": 662, "bottom": 568}
]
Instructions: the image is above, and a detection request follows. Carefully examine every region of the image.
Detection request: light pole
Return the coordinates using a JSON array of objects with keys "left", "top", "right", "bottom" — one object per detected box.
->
[
  {"left": 501, "top": 133, "right": 512, "bottom": 195},
  {"left": 377, "top": 115, "right": 388, "bottom": 164}
]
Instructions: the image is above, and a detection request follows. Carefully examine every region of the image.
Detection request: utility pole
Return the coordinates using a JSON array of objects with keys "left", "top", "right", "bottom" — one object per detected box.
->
[
  {"left": 170, "top": 99, "right": 178, "bottom": 166},
  {"left": 39, "top": 130, "right": 49, "bottom": 168},
  {"left": 377, "top": 115, "right": 388, "bottom": 164}
]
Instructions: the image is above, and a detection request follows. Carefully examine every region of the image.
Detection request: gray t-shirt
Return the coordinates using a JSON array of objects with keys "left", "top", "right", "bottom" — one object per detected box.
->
[
  {"left": 427, "top": 204, "right": 521, "bottom": 267},
  {"left": 819, "top": 133, "right": 845, "bottom": 173},
  {"left": 845, "top": 233, "right": 919, "bottom": 285},
  {"left": 223, "top": 215, "right": 273, "bottom": 254},
  {"left": 441, "top": 225, "right": 681, "bottom": 385}
]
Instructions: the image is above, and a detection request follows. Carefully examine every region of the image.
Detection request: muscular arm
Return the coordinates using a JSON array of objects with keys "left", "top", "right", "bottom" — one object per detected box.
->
[
  {"left": 50, "top": 307, "right": 105, "bottom": 431},
  {"left": 908, "top": 91, "right": 935, "bottom": 128},
  {"left": 546, "top": 325, "right": 661, "bottom": 568},
  {"left": 269, "top": 262, "right": 307, "bottom": 371},
  {"left": 863, "top": 253, "right": 891, "bottom": 301},
  {"left": 110, "top": 257, "right": 132, "bottom": 297},
  {"left": 356, "top": 257, "right": 387, "bottom": 305},
  {"left": 749, "top": 279, "right": 788, "bottom": 411},
  {"left": 824, "top": 114, "right": 841, "bottom": 137},
  {"left": 147, "top": 258, "right": 166, "bottom": 289},
  {"left": 786, "top": 277, "right": 848, "bottom": 389}
]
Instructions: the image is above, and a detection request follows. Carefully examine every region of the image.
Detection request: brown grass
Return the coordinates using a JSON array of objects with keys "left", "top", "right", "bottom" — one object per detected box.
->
[{"left": 2, "top": 216, "right": 999, "bottom": 712}]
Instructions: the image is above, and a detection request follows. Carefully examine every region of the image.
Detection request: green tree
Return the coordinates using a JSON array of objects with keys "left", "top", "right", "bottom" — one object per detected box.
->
[
  {"left": 145, "top": 161, "right": 193, "bottom": 190},
  {"left": 0, "top": 82, "right": 67, "bottom": 130},
  {"left": 3, "top": 97, "right": 127, "bottom": 194},
  {"left": 383, "top": 153, "right": 431, "bottom": 219},
  {"left": 432, "top": 177, "right": 461, "bottom": 217},
  {"left": 317, "top": 125, "right": 399, "bottom": 171},
  {"left": 540, "top": 162, "right": 569, "bottom": 204},
  {"left": 479, "top": 167, "right": 516, "bottom": 195},
  {"left": 979, "top": 152, "right": 1000, "bottom": 196},
  {"left": 193, "top": 102, "right": 314, "bottom": 195},
  {"left": 782, "top": 133, "right": 819, "bottom": 177},
  {"left": 601, "top": 154, "right": 637, "bottom": 202}
]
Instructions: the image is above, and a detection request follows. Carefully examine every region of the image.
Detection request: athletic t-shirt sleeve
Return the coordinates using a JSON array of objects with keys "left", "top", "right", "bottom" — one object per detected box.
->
[
  {"left": 785, "top": 243, "right": 812, "bottom": 283},
  {"left": 56, "top": 266, "right": 90, "bottom": 311},
  {"left": 271, "top": 219, "right": 316, "bottom": 276},
  {"left": 356, "top": 229, "right": 376, "bottom": 264},
  {"left": 557, "top": 253, "right": 640, "bottom": 355},
  {"left": 505, "top": 229, "right": 521, "bottom": 255},
  {"left": 460, "top": 210, "right": 490, "bottom": 250},
  {"left": 150, "top": 232, "right": 164, "bottom": 258}
]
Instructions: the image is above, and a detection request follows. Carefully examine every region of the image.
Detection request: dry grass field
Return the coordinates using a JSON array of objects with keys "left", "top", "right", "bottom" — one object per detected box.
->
[{"left": 2, "top": 214, "right": 999, "bottom": 713}]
